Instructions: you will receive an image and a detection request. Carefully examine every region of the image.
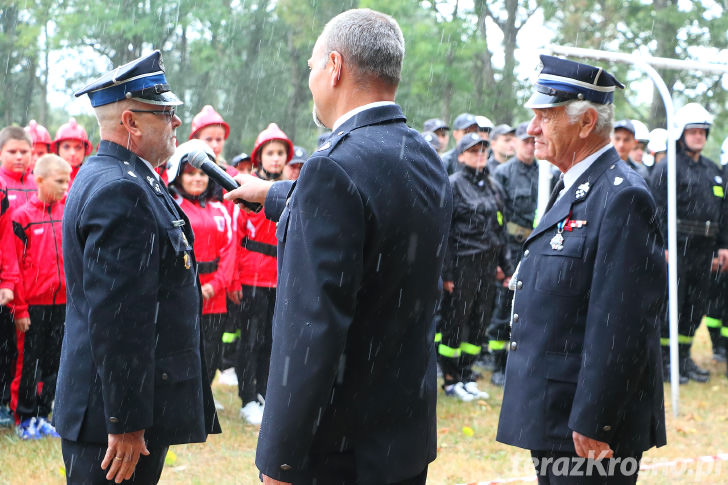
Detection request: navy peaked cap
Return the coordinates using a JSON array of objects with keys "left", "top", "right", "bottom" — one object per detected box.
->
[
  {"left": 421, "top": 131, "right": 441, "bottom": 151},
  {"left": 424, "top": 118, "right": 449, "bottom": 132},
  {"left": 290, "top": 146, "right": 308, "bottom": 165},
  {"left": 456, "top": 132, "right": 489, "bottom": 155},
  {"left": 613, "top": 119, "right": 636, "bottom": 136},
  {"left": 525, "top": 55, "right": 624, "bottom": 109},
  {"left": 75, "top": 50, "right": 182, "bottom": 108}
]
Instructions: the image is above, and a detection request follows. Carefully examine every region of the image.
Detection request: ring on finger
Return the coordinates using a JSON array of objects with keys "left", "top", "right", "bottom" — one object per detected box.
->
[{"left": 114, "top": 456, "right": 123, "bottom": 461}]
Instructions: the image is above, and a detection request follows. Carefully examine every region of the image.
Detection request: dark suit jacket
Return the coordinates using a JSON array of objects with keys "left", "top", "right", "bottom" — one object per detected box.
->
[
  {"left": 255, "top": 104, "right": 452, "bottom": 483},
  {"left": 55, "top": 141, "right": 220, "bottom": 448},
  {"left": 496, "top": 147, "right": 667, "bottom": 455}
]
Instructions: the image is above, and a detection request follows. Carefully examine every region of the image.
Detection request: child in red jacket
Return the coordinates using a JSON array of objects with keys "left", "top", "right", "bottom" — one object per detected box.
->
[
  {"left": 0, "top": 126, "right": 36, "bottom": 212},
  {"left": 233, "top": 123, "right": 293, "bottom": 425},
  {"left": 10, "top": 154, "right": 70, "bottom": 439}
]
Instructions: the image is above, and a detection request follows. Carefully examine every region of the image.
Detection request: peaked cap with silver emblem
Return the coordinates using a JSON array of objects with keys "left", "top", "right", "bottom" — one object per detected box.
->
[
  {"left": 525, "top": 55, "right": 624, "bottom": 109},
  {"left": 74, "top": 50, "right": 182, "bottom": 108}
]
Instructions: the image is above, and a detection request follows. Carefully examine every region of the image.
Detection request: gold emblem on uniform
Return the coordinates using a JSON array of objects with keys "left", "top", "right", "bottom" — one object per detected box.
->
[
  {"left": 183, "top": 252, "right": 191, "bottom": 270},
  {"left": 181, "top": 233, "right": 189, "bottom": 247}
]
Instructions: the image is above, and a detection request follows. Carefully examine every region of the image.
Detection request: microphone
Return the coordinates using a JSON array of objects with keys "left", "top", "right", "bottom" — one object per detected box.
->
[{"left": 187, "top": 150, "right": 262, "bottom": 213}]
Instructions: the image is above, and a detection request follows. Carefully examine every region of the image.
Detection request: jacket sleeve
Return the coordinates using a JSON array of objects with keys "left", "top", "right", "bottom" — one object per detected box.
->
[
  {"left": 231, "top": 204, "right": 247, "bottom": 290},
  {"left": 211, "top": 203, "right": 235, "bottom": 295},
  {"left": 264, "top": 180, "right": 295, "bottom": 222},
  {"left": 441, "top": 183, "right": 457, "bottom": 282},
  {"left": 79, "top": 180, "right": 160, "bottom": 435},
  {"left": 568, "top": 185, "right": 666, "bottom": 443},
  {"left": 647, "top": 162, "right": 667, "bottom": 242},
  {"left": 9, "top": 217, "right": 28, "bottom": 319},
  {"left": 255, "top": 156, "right": 365, "bottom": 482},
  {"left": 0, "top": 200, "right": 20, "bottom": 293}
]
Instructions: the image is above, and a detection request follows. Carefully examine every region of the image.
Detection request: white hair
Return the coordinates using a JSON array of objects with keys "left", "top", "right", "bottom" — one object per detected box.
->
[
  {"left": 564, "top": 100, "right": 614, "bottom": 138},
  {"left": 320, "top": 8, "right": 405, "bottom": 86}
]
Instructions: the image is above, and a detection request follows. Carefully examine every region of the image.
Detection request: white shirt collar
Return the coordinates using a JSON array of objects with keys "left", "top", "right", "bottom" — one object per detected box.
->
[
  {"left": 332, "top": 101, "right": 396, "bottom": 131},
  {"left": 560, "top": 143, "right": 612, "bottom": 197},
  {"left": 139, "top": 158, "right": 161, "bottom": 181}
]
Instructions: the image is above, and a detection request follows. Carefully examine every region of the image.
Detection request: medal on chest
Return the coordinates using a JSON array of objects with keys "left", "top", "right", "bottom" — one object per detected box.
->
[{"left": 550, "top": 210, "right": 587, "bottom": 251}]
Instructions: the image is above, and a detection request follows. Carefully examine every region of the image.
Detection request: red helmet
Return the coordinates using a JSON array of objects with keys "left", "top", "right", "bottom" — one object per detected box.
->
[
  {"left": 51, "top": 118, "right": 92, "bottom": 155},
  {"left": 189, "top": 105, "right": 230, "bottom": 140},
  {"left": 250, "top": 123, "right": 294, "bottom": 167},
  {"left": 25, "top": 120, "right": 52, "bottom": 147}
]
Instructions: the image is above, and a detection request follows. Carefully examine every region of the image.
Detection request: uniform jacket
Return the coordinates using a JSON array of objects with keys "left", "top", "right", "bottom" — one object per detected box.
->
[
  {"left": 55, "top": 141, "right": 220, "bottom": 448},
  {"left": 493, "top": 156, "right": 539, "bottom": 251},
  {"left": 175, "top": 196, "right": 234, "bottom": 315},
  {"left": 255, "top": 104, "right": 452, "bottom": 484},
  {"left": 496, "top": 147, "right": 667, "bottom": 455},
  {"left": 443, "top": 165, "right": 511, "bottom": 280},
  {"left": 649, "top": 150, "right": 728, "bottom": 248},
  {"left": 0, "top": 167, "right": 36, "bottom": 213},
  {"left": 232, "top": 178, "right": 278, "bottom": 289},
  {"left": 0, "top": 179, "right": 19, "bottom": 293},
  {"left": 11, "top": 195, "right": 66, "bottom": 318}
]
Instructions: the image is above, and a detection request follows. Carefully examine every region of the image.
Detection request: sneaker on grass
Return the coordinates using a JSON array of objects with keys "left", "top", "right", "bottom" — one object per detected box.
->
[
  {"left": 16, "top": 417, "right": 41, "bottom": 440},
  {"left": 463, "top": 381, "right": 490, "bottom": 399},
  {"left": 35, "top": 417, "right": 61, "bottom": 438},
  {"left": 240, "top": 401, "right": 263, "bottom": 425},
  {"left": 444, "top": 382, "right": 475, "bottom": 402}
]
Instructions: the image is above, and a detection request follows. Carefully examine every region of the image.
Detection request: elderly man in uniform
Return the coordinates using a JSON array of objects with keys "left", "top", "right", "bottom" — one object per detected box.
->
[
  {"left": 56, "top": 51, "right": 220, "bottom": 485},
  {"left": 226, "top": 8, "right": 451, "bottom": 485},
  {"left": 496, "top": 55, "right": 667, "bottom": 484}
]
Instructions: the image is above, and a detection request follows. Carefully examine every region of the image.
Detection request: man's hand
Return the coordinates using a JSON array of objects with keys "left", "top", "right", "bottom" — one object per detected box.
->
[
  {"left": 572, "top": 431, "right": 613, "bottom": 459},
  {"left": 712, "top": 257, "right": 721, "bottom": 273},
  {"left": 227, "top": 288, "right": 242, "bottom": 306},
  {"left": 495, "top": 266, "right": 505, "bottom": 281},
  {"left": 101, "top": 429, "right": 150, "bottom": 483},
  {"left": 225, "top": 174, "right": 274, "bottom": 207},
  {"left": 443, "top": 281, "right": 454, "bottom": 293},
  {"left": 718, "top": 248, "right": 728, "bottom": 272},
  {"left": 262, "top": 475, "right": 291, "bottom": 485},
  {"left": 15, "top": 317, "right": 30, "bottom": 333},
  {"left": 201, "top": 283, "right": 215, "bottom": 300},
  {"left": 664, "top": 249, "right": 669, "bottom": 264},
  {"left": 0, "top": 288, "right": 13, "bottom": 305}
]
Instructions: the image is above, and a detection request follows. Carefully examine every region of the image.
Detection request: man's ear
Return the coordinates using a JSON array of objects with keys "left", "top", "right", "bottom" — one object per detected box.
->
[
  {"left": 579, "top": 108, "right": 598, "bottom": 138},
  {"left": 330, "top": 50, "right": 343, "bottom": 86},
  {"left": 120, "top": 110, "right": 142, "bottom": 136}
]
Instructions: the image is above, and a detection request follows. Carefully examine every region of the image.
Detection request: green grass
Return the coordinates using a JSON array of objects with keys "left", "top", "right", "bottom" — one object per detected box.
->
[{"left": 2, "top": 326, "right": 728, "bottom": 484}]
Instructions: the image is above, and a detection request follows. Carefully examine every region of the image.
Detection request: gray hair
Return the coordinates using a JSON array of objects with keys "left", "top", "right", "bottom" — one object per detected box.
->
[
  {"left": 320, "top": 8, "right": 405, "bottom": 86},
  {"left": 564, "top": 100, "right": 614, "bottom": 138}
]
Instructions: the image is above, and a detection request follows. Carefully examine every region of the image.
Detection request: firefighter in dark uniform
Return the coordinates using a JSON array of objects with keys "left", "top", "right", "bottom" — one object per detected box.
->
[
  {"left": 497, "top": 55, "right": 666, "bottom": 484},
  {"left": 649, "top": 102, "right": 728, "bottom": 383},
  {"left": 56, "top": 51, "right": 220, "bottom": 485},
  {"left": 438, "top": 133, "right": 513, "bottom": 401},
  {"left": 441, "top": 113, "right": 479, "bottom": 175},
  {"left": 612, "top": 119, "right": 649, "bottom": 179},
  {"left": 487, "top": 121, "right": 538, "bottom": 386},
  {"left": 703, "top": 135, "right": 728, "bottom": 366}
]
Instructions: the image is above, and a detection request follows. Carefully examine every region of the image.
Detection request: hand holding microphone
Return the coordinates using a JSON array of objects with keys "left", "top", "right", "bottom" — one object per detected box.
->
[{"left": 187, "top": 150, "right": 263, "bottom": 213}]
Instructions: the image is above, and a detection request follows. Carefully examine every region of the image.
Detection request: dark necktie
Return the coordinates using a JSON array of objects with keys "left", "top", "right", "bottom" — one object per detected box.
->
[{"left": 545, "top": 176, "right": 565, "bottom": 213}]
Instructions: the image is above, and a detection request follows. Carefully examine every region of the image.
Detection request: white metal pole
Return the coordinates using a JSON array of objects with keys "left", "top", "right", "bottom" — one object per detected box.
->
[{"left": 544, "top": 45, "right": 728, "bottom": 416}]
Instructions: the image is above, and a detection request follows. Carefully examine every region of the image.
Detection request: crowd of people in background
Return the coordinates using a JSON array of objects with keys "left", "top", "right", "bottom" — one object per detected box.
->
[{"left": 0, "top": 93, "right": 727, "bottom": 442}]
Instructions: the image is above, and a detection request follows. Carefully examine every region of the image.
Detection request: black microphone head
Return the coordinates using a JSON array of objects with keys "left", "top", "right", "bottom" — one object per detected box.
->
[{"left": 187, "top": 149, "right": 213, "bottom": 169}]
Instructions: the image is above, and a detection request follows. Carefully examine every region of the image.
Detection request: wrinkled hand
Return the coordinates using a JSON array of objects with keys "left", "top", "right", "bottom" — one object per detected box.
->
[
  {"left": 0, "top": 288, "right": 13, "bottom": 305},
  {"left": 719, "top": 249, "right": 728, "bottom": 272},
  {"left": 15, "top": 317, "right": 30, "bottom": 333},
  {"left": 101, "top": 430, "right": 150, "bottom": 483},
  {"left": 227, "top": 288, "right": 242, "bottom": 305},
  {"left": 201, "top": 283, "right": 215, "bottom": 300},
  {"left": 262, "top": 475, "right": 291, "bottom": 485},
  {"left": 224, "top": 174, "right": 274, "bottom": 207},
  {"left": 443, "top": 281, "right": 454, "bottom": 293},
  {"left": 572, "top": 431, "right": 613, "bottom": 459}
]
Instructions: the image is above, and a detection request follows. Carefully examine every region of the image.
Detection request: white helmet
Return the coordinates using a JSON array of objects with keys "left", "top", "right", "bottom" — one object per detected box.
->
[
  {"left": 721, "top": 137, "right": 728, "bottom": 166},
  {"left": 647, "top": 128, "right": 669, "bottom": 155},
  {"left": 631, "top": 120, "right": 650, "bottom": 143},
  {"left": 673, "top": 103, "right": 712, "bottom": 140},
  {"left": 166, "top": 139, "right": 215, "bottom": 184}
]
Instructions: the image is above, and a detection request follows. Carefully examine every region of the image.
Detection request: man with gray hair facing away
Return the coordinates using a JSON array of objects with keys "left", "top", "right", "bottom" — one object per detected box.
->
[
  {"left": 496, "top": 55, "right": 667, "bottom": 484},
  {"left": 226, "top": 8, "right": 451, "bottom": 485}
]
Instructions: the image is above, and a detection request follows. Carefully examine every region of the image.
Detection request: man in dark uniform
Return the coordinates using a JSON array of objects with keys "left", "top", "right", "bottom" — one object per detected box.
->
[
  {"left": 226, "top": 9, "right": 451, "bottom": 485},
  {"left": 611, "top": 119, "right": 649, "bottom": 178},
  {"left": 486, "top": 123, "right": 516, "bottom": 172},
  {"left": 497, "top": 55, "right": 667, "bottom": 484},
  {"left": 424, "top": 118, "right": 449, "bottom": 154},
  {"left": 441, "top": 113, "right": 479, "bottom": 175},
  {"left": 488, "top": 121, "right": 538, "bottom": 386},
  {"left": 56, "top": 51, "right": 220, "bottom": 484},
  {"left": 649, "top": 102, "right": 728, "bottom": 383}
]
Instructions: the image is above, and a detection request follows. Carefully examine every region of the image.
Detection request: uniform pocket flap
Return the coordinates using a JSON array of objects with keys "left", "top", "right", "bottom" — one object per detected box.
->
[
  {"left": 544, "top": 352, "right": 581, "bottom": 382},
  {"left": 156, "top": 349, "right": 201, "bottom": 383}
]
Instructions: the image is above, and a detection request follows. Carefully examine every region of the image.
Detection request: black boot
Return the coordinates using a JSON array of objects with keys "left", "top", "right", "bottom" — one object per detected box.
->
[
  {"left": 679, "top": 343, "right": 709, "bottom": 383},
  {"left": 662, "top": 346, "right": 687, "bottom": 385},
  {"left": 490, "top": 349, "right": 507, "bottom": 387}
]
